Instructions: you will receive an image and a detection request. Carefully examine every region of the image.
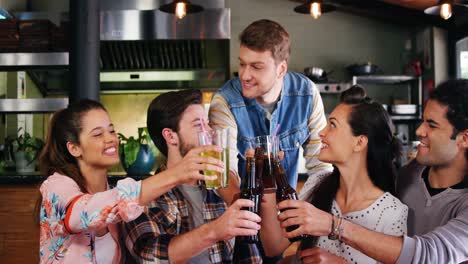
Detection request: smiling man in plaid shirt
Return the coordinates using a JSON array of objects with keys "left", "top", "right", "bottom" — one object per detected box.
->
[{"left": 122, "top": 89, "right": 262, "bottom": 264}]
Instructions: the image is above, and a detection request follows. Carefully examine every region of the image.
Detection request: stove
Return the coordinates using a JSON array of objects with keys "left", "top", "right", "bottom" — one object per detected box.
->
[{"left": 314, "top": 82, "right": 352, "bottom": 94}]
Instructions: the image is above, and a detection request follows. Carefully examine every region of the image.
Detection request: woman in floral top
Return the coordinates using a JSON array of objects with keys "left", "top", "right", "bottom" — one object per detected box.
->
[{"left": 38, "top": 99, "right": 224, "bottom": 264}]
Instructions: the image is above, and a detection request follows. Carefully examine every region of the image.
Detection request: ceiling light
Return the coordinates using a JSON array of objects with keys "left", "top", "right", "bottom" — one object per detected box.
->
[
  {"left": 440, "top": 2, "right": 453, "bottom": 19},
  {"left": 424, "top": 0, "right": 457, "bottom": 20},
  {"left": 159, "top": 1, "right": 204, "bottom": 20},
  {"left": 294, "top": 0, "right": 337, "bottom": 19}
]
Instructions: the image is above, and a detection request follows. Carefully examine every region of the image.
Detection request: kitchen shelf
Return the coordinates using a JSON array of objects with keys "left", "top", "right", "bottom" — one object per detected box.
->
[
  {"left": 390, "top": 115, "right": 421, "bottom": 121},
  {"left": 352, "top": 75, "right": 418, "bottom": 85},
  {"left": 353, "top": 75, "right": 422, "bottom": 114},
  {"left": 0, "top": 52, "right": 68, "bottom": 69},
  {"left": 353, "top": 74, "right": 423, "bottom": 145},
  {"left": 0, "top": 98, "right": 68, "bottom": 113}
]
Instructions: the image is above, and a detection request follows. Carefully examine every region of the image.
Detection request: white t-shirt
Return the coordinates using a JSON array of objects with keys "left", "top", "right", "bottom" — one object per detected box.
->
[{"left": 314, "top": 192, "right": 408, "bottom": 264}]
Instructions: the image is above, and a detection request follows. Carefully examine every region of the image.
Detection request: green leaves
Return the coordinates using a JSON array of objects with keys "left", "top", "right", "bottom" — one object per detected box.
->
[
  {"left": 118, "top": 135, "right": 140, "bottom": 167},
  {"left": 6, "top": 127, "right": 45, "bottom": 164},
  {"left": 118, "top": 127, "right": 158, "bottom": 168}
]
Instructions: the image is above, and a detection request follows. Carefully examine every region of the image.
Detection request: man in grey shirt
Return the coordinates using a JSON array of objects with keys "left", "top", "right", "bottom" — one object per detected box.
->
[{"left": 280, "top": 79, "right": 468, "bottom": 263}]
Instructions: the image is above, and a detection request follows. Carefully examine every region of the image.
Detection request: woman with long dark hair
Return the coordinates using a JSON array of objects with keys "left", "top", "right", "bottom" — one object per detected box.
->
[
  {"left": 260, "top": 85, "right": 408, "bottom": 263},
  {"left": 37, "top": 99, "right": 223, "bottom": 263}
]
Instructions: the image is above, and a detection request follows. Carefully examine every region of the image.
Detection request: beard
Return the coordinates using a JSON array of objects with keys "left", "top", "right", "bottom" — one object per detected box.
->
[{"left": 179, "top": 136, "right": 197, "bottom": 157}]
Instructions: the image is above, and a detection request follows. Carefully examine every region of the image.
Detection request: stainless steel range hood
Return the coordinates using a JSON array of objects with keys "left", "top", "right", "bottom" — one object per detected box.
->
[{"left": 0, "top": 0, "right": 230, "bottom": 95}]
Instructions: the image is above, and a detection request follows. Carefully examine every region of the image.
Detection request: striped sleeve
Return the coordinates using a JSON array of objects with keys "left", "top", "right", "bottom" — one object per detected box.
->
[
  {"left": 299, "top": 81, "right": 333, "bottom": 200},
  {"left": 209, "top": 93, "right": 240, "bottom": 177}
]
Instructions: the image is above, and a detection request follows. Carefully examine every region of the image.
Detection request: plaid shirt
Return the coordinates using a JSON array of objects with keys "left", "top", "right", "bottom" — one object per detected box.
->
[{"left": 121, "top": 186, "right": 262, "bottom": 264}]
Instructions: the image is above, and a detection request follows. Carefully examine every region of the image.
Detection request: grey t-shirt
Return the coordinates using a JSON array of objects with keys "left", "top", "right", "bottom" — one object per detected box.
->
[
  {"left": 259, "top": 95, "right": 279, "bottom": 123},
  {"left": 179, "top": 184, "right": 211, "bottom": 263},
  {"left": 260, "top": 101, "right": 277, "bottom": 121},
  {"left": 396, "top": 160, "right": 468, "bottom": 264}
]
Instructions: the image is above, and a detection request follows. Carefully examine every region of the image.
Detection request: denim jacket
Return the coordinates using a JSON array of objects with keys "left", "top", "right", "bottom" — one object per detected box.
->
[{"left": 214, "top": 71, "right": 328, "bottom": 189}]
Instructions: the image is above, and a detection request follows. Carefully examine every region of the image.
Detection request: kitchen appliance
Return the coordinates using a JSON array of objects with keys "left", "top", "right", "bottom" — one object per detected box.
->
[
  {"left": 304, "top": 67, "right": 332, "bottom": 83},
  {"left": 304, "top": 67, "right": 351, "bottom": 94},
  {"left": 346, "top": 63, "right": 378, "bottom": 76},
  {"left": 0, "top": 0, "right": 231, "bottom": 94},
  {"left": 315, "top": 82, "right": 352, "bottom": 94}
]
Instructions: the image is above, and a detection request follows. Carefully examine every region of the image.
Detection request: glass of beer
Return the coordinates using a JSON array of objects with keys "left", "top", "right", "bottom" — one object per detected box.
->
[
  {"left": 254, "top": 135, "right": 277, "bottom": 193},
  {"left": 198, "top": 128, "right": 230, "bottom": 189}
]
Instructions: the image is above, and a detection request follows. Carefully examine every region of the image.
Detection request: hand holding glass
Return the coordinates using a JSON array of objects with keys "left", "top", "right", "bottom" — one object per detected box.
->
[{"left": 198, "top": 129, "right": 230, "bottom": 189}]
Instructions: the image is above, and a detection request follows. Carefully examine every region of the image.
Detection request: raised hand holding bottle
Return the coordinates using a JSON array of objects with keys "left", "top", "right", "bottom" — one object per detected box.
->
[
  {"left": 237, "top": 149, "right": 263, "bottom": 244},
  {"left": 274, "top": 152, "right": 310, "bottom": 242}
]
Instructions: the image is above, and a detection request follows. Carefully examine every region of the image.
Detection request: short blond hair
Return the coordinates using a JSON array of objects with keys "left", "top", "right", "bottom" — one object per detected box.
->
[{"left": 239, "top": 19, "right": 291, "bottom": 64}]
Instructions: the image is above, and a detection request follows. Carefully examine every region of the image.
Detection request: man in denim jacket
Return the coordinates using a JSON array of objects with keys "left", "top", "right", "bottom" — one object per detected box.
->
[{"left": 209, "top": 19, "right": 332, "bottom": 194}]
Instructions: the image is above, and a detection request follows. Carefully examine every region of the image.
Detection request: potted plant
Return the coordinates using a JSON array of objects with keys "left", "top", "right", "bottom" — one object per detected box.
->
[
  {"left": 118, "top": 127, "right": 159, "bottom": 176},
  {"left": 6, "top": 128, "right": 45, "bottom": 173}
]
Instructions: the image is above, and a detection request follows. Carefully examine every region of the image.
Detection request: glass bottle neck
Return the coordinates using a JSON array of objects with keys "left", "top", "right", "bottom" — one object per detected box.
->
[
  {"left": 245, "top": 156, "right": 257, "bottom": 188},
  {"left": 274, "top": 159, "right": 289, "bottom": 188}
]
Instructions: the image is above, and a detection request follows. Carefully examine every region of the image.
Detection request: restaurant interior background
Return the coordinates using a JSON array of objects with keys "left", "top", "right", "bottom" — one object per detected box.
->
[
  {"left": 1, "top": 0, "right": 466, "bottom": 155},
  {"left": 1, "top": 0, "right": 461, "bottom": 144},
  {"left": 0, "top": 0, "right": 468, "bottom": 262}
]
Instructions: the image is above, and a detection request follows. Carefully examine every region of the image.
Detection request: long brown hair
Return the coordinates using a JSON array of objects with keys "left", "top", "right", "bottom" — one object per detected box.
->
[
  {"left": 301, "top": 85, "right": 402, "bottom": 248},
  {"left": 35, "top": 99, "right": 107, "bottom": 224}
]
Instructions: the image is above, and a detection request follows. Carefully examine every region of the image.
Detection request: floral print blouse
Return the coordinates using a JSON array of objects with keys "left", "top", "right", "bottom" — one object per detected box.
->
[{"left": 39, "top": 173, "right": 144, "bottom": 263}]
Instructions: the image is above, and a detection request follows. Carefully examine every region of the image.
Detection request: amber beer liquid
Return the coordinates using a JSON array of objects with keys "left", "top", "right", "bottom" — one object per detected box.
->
[
  {"left": 273, "top": 158, "right": 310, "bottom": 242},
  {"left": 254, "top": 147, "right": 264, "bottom": 191},
  {"left": 200, "top": 150, "right": 223, "bottom": 189},
  {"left": 237, "top": 150, "right": 262, "bottom": 244},
  {"left": 198, "top": 129, "right": 230, "bottom": 189},
  {"left": 262, "top": 152, "right": 276, "bottom": 193},
  {"left": 254, "top": 146, "right": 276, "bottom": 193}
]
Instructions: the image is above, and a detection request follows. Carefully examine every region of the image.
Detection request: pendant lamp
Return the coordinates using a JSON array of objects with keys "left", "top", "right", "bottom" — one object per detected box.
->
[
  {"left": 294, "top": 0, "right": 336, "bottom": 19},
  {"left": 159, "top": 0, "right": 204, "bottom": 20}
]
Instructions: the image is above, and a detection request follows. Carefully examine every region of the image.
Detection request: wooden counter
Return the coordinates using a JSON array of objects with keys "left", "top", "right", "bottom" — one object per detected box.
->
[{"left": 0, "top": 184, "right": 40, "bottom": 263}]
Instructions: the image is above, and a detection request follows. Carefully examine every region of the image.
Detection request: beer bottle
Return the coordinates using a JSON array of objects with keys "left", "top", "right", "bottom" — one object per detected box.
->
[
  {"left": 254, "top": 147, "right": 264, "bottom": 192},
  {"left": 237, "top": 149, "right": 262, "bottom": 244},
  {"left": 273, "top": 157, "right": 310, "bottom": 242},
  {"left": 262, "top": 151, "right": 277, "bottom": 193}
]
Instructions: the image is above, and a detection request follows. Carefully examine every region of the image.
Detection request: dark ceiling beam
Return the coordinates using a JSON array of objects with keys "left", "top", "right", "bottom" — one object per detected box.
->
[
  {"left": 453, "top": 5, "right": 468, "bottom": 29},
  {"left": 328, "top": 0, "right": 454, "bottom": 29}
]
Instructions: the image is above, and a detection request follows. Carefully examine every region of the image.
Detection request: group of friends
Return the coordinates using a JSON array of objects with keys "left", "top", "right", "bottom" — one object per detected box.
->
[{"left": 37, "top": 19, "right": 468, "bottom": 264}]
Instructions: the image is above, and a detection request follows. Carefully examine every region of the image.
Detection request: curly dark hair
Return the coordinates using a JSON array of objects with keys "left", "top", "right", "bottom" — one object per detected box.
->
[{"left": 429, "top": 79, "right": 468, "bottom": 160}]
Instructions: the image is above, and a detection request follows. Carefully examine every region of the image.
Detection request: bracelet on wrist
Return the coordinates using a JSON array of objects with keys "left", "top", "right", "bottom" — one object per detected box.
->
[{"left": 328, "top": 215, "right": 344, "bottom": 241}]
